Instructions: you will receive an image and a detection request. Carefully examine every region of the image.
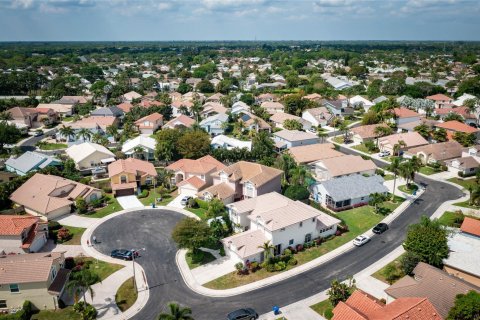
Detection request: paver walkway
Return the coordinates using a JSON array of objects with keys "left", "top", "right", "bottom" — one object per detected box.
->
[{"left": 116, "top": 195, "right": 144, "bottom": 209}]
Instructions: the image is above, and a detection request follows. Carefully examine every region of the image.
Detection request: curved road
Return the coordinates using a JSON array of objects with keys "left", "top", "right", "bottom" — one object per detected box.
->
[{"left": 94, "top": 172, "right": 463, "bottom": 320}]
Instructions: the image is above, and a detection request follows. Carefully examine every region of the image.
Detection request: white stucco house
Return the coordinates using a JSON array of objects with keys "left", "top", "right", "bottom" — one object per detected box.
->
[
  {"left": 121, "top": 136, "right": 156, "bottom": 160},
  {"left": 199, "top": 113, "right": 229, "bottom": 136}
]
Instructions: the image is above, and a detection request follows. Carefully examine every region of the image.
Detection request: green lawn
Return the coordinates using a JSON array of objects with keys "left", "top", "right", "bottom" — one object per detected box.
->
[
  {"left": 78, "top": 257, "right": 124, "bottom": 282},
  {"left": 310, "top": 299, "right": 334, "bottom": 319},
  {"left": 332, "top": 136, "right": 344, "bottom": 144},
  {"left": 383, "top": 174, "right": 394, "bottom": 181},
  {"left": 419, "top": 166, "right": 439, "bottom": 175},
  {"left": 398, "top": 184, "right": 418, "bottom": 195},
  {"left": 447, "top": 177, "right": 477, "bottom": 190},
  {"left": 438, "top": 211, "right": 465, "bottom": 227},
  {"left": 372, "top": 254, "right": 405, "bottom": 284},
  {"left": 62, "top": 226, "right": 86, "bottom": 245},
  {"left": 205, "top": 200, "right": 403, "bottom": 290},
  {"left": 31, "top": 307, "right": 81, "bottom": 320},
  {"left": 185, "top": 249, "right": 217, "bottom": 269},
  {"left": 139, "top": 189, "right": 173, "bottom": 206},
  {"left": 453, "top": 200, "right": 480, "bottom": 210},
  {"left": 187, "top": 207, "right": 208, "bottom": 220},
  {"left": 38, "top": 142, "right": 68, "bottom": 150},
  {"left": 86, "top": 196, "right": 121, "bottom": 218},
  {"left": 352, "top": 143, "right": 376, "bottom": 154},
  {"left": 115, "top": 277, "right": 138, "bottom": 312},
  {"left": 62, "top": 116, "right": 75, "bottom": 122}
]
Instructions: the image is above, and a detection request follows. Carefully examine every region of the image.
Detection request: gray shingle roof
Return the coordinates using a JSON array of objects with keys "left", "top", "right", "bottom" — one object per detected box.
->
[
  {"left": 91, "top": 106, "right": 124, "bottom": 117},
  {"left": 320, "top": 175, "right": 388, "bottom": 202},
  {"left": 5, "top": 151, "right": 61, "bottom": 174}
]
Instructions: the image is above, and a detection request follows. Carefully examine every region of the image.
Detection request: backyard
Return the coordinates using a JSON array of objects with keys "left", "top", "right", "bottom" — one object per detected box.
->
[{"left": 204, "top": 199, "right": 403, "bottom": 290}]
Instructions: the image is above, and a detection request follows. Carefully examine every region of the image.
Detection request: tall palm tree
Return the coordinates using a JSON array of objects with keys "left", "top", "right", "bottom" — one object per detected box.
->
[
  {"left": 191, "top": 99, "right": 203, "bottom": 123},
  {"left": 66, "top": 269, "right": 99, "bottom": 304},
  {"left": 258, "top": 240, "right": 275, "bottom": 262},
  {"left": 318, "top": 130, "right": 329, "bottom": 143},
  {"left": 157, "top": 302, "right": 194, "bottom": 320},
  {"left": 59, "top": 125, "right": 75, "bottom": 142},
  {"left": 76, "top": 128, "right": 92, "bottom": 142},
  {"left": 106, "top": 125, "right": 119, "bottom": 141},
  {"left": 388, "top": 157, "right": 402, "bottom": 202},
  {"left": 393, "top": 140, "right": 407, "bottom": 157},
  {"left": 338, "top": 122, "right": 351, "bottom": 142},
  {"left": 133, "top": 146, "right": 145, "bottom": 159},
  {"left": 369, "top": 192, "right": 386, "bottom": 214}
]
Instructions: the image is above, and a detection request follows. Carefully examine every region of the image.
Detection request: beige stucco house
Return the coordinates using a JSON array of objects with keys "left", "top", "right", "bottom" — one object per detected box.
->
[
  {"left": 65, "top": 142, "right": 115, "bottom": 170},
  {"left": 108, "top": 158, "right": 157, "bottom": 197}
]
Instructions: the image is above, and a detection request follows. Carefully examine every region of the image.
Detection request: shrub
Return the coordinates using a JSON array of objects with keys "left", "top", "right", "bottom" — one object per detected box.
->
[
  {"left": 138, "top": 189, "right": 149, "bottom": 199},
  {"left": 288, "top": 258, "right": 298, "bottom": 266},
  {"left": 90, "top": 197, "right": 104, "bottom": 208},
  {"left": 296, "top": 244, "right": 304, "bottom": 252},
  {"left": 76, "top": 198, "right": 88, "bottom": 214},
  {"left": 283, "top": 248, "right": 292, "bottom": 257},
  {"left": 315, "top": 238, "right": 324, "bottom": 246},
  {"left": 56, "top": 227, "right": 71, "bottom": 243},
  {"left": 187, "top": 198, "right": 198, "bottom": 208},
  {"left": 266, "top": 263, "right": 276, "bottom": 272},
  {"left": 249, "top": 261, "right": 259, "bottom": 272},
  {"left": 235, "top": 262, "right": 244, "bottom": 274},
  {"left": 458, "top": 171, "right": 464, "bottom": 177},
  {"left": 219, "top": 246, "right": 225, "bottom": 256},
  {"left": 375, "top": 169, "right": 385, "bottom": 176},
  {"left": 324, "top": 309, "right": 334, "bottom": 319},
  {"left": 283, "top": 185, "right": 310, "bottom": 201},
  {"left": 335, "top": 230, "right": 342, "bottom": 236},
  {"left": 64, "top": 257, "right": 75, "bottom": 269},
  {"left": 48, "top": 220, "right": 61, "bottom": 230},
  {"left": 384, "top": 264, "right": 399, "bottom": 284},
  {"left": 401, "top": 251, "right": 420, "bottom": 275},
  {"left": 195, "top": 198, "right": 209, "bottom": 210},
  {"left": 79, "top": 176, "right": 91, "bottom": 185},
  {"left": 274, "top": 261, "right": 286, "bottom": 271}
]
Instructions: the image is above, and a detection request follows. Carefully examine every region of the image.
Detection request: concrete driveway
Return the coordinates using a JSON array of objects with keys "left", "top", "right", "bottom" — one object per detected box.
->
[
  {"left": 167, "top": 194, "right": 187, "bottom": 209},
  {"left": 116, "top": 195, "right": 144, "bottom": 209}
]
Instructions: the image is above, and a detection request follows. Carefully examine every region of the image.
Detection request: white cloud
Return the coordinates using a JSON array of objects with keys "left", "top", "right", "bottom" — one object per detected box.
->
[{"left": 10, "top": 0, "right": 33, "bottom": 9}]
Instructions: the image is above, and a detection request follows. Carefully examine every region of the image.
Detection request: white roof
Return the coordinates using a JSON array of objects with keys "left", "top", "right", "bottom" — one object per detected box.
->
[
  {"left": 444, "top": 230, "right": 480, "bottom": 278},
  {"left": 211, "top": 135, "right": 252, "bottom": 151},
  {"left": 122, "top": 135, "right": 156, "bottom": 153},
  {"left": 453, "top": 93, "right": 477, "bottom": 107},
  {"left": 349, "top": 95, "right": 373, "bottom": 106},
  {"left": 66, "top": 142, "right": 115, "bottom": 163}
]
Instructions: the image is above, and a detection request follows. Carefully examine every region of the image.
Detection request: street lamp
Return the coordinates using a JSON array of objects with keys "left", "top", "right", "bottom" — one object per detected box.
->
[{"left": 131, "top": 247, "right": 146, "bottom": 293}]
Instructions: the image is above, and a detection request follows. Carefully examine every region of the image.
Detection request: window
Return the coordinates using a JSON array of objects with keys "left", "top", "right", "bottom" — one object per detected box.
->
[
  {"left": 299, "top": 221, "right": 303, "bottom": 227},
  {"left": 9, "top": 284, "right": 19, "bottom": 293},
  {"left": 280, "top": 228, "right": 285, "bottom": 231},
  {"left": 289, "top": 239, "right": 294, "bottom": 245},
  {"left": 50, "top": 266, "right": 57, "bottom": 280},
  {"left": 200, "top": 175, "right": 205, "bottom": 180},
  {"left": 305, "top": 233, "right": 312, "bottom": 242},
  {"left": 312, "top": 218, "right": 315, "bottom": 222},
  {"left": 120, "top": 175, "right": 127, "bottom": 183},
  {"left": 0, "top": 300, "right": 6, "bottom": 308}
]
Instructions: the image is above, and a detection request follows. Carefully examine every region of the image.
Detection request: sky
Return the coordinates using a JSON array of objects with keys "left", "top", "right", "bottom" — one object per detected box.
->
[{"left": 1, "top": 0, "right": 480, "bottom": 41}]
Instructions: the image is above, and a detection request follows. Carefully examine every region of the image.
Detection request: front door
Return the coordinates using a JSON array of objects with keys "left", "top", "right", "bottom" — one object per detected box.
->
[{"left": 274, "top": 244, "right": 282, "bottom": 256}]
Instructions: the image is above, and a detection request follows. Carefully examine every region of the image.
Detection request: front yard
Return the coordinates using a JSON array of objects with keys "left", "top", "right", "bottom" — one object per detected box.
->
[
  {"left": 371, "top": 254, "right": 405, "bottom": 284},
  {"left": 398, "top": 184, "right": 418, "bottom": 195},
  {"left": 447, "top": 177, "right": 477, "bottom": 190},
  {"left": 37, "top": 142, "right": 68, "bottom": 150},
  {"left": 438, "top": 210, "right": 465, "bottom": 227},
  {"left": 138, "top": 188, "right": 173, "bottom": 206},
  {"left": 31, "top": 307, "right": 81, "bottom": 320},
  {"left": 85, "top": 195, "right": 121, "bottom": 218},
  {"left": 452, "top": 200, "right": 480, "bottom": 210},
  {"left": 204, "top": 199, "right": 403, "bottom": 290},
  {"left": 352, "top": 143, "right": 376, "bottom": 154},
  {"left": 185, "top": 249, "right": 217, "bottom": 269},
  {"left": 61, "top": 226, "right": 86, "bottom": 245},
  {"left": 418, "top": 166, "right": 439, "bottom": 175},
  {"left": 77, "top": 257, "right": 124, "bottom": 282},
  {"left": 310, "top": 299, "right": 334, "bottom": 319}
]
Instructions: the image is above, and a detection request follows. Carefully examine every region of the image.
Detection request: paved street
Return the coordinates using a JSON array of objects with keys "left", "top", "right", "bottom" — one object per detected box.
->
[{"left": 93, "top": 172, "right": 463, "bottom": 320}]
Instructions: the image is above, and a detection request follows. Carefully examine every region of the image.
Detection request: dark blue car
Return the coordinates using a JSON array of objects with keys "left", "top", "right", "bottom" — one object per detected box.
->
[
  {"left": 110, "top": 249, "right": 133, "bottom": 260},
  {"left": 227, "top": 308, "right": 258, "bottom": 320}
]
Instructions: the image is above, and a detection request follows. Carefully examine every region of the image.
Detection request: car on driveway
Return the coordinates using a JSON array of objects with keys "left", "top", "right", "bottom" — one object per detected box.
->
[
  {"left": 378, "top": 150, "right": 390, "bottom": 157},
  {"left": 227, "top": 308, "right": 258, "bottom": 320},
  {"left": 373, "top": 223, "right": 389, "bottom": 234},
  {"left": 353, "top": 235, "right": 370, "bottom": 246},
  {"left": 180, "top": 196, "right": 192, "bottom": 206},
  {"left": 111, "top": 249, "right": 134, "bottom": 260}
]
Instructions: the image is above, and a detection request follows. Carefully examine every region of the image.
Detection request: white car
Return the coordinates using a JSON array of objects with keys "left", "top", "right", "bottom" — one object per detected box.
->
[
  {"left": 353, "top": 235, "right": 370, "bottom": 247},
  {"left": 180, "top": 196, "right": 192, "bottom": 206},
  {"left": 378, "top": 150, "right": 390, "bottom": 157}
]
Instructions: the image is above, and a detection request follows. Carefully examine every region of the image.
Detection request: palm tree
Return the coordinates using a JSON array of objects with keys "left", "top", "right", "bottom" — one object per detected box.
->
[
  {"left": 59, "top": 125, "right": 75, "bottom": 142},
  {"left": 191, "top": 99, "right": 203, "bottom": 123},
  {"left": 330, "top": 117, "right": 342, "bottom": 137},
  {"left": 289, "top": 165, "right": 311, "bottom": 187},
  {"left": 318, "top": 131, "right": 329, "bottom": 143},
  {"left": 338, "top": 122, "right": 351, "bottom": 143},
  {"left": 388, "top": 157, "right": 402, "bottom": 202},
  {"left": 393, "top": 140, "right": 406, "bottom": 157},
  {"left": 413, "top": 123, "right": 431, "bottom": 140},
  {"left": 106, "top": 125, "right": 119, "bottom": 141},
  {"left": 258, "top": 240, "right": 274, "bottom": 262},
  {"left": 76, "top": 128, "right": 92, "bottom": 142},
  {"left": 369, "top": 192, "right": 386, "bottom": 214},
  {"left": 133, "top": 146, "right": 145, "bottom": 159},
  {"left": 157, "top": 302, "right": 194, "bottom": 320},
  {"left": 66, "top": 269, "right": 99, "bottom": 304}
]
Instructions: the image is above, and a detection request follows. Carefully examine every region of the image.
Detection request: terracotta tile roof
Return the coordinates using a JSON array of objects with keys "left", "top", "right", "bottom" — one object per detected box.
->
[
  {"left": 108, "top": 158, "right": 157, "bottom": 178},
  {"left": 385, "top": 262, "right": 480, "bottom": 319},
  {"left": 460, "top": 217, "right": 480, "bottom": 237},
  {"left": 426, "top": 93, "right": 452, "bottom": 101},
  {"left": 288, "top": 143, "right": 343, "bottom": 164},
  {"left": 214, "top": 161, "right": 282, "bottom": 187},
  {"left": 117, "top": 102, "right": 134, "bottom": 113},
  {"left": 343, "top": 290, "right": 384, "bottom": 316},
  {"left": 333, "top": 301, "right": 368, "bottom": 320},
  {"left": 67, "top": 116, "right": 117, "bottom": 130},
  {"left": 351, "top": 124, "right": 390, "bottom": 140},
  {"left": 166, "top": 155, "right": 225, "bottom": 175},
  {"left": 177, "top": 176, "right": 207, "bottom": 190},
  {"left": 0, "top": 252, "right": 63, "bottom": 285},
  {"left": 436, "top": 120, "right": 479, "bottom": 134},
  {"left": 199, "top": 182, "right": 235, "bottom": 200},
  {"left": 303, "top": 93, "right": 323, "bottom": 101},
  {"left": 435, "top": 106, "right": 475, "bottom": 119},
  {"left": 111, "top": 182, "right": 137, "bottom": 191},
  {"left": 393, "top": 107, "right": 420, "bottom": 118},
  {"left": 134, "top": 113, "right": 163, "bottom": 129},
  {"left": 10, "top": 174, "right": 99, "bottom": 216},
  {"left": 0, "top": 215, "right": 39, "bottom": 236}
]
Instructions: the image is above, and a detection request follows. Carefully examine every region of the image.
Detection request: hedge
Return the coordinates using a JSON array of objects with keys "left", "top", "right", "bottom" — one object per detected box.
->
[{"left": 195, "top": 198, "right": 209, "bottom": 210}]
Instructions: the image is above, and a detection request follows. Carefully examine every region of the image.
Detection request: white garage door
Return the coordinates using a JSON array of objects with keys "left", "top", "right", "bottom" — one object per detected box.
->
[{"left": 179, "top": 186, "right": 198, "bottom": 197}]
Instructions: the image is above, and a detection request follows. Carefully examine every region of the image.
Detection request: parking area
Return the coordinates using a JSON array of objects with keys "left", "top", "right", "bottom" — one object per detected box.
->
[{"left": 116, "top": 195, "right": 144, "bottom": 209}]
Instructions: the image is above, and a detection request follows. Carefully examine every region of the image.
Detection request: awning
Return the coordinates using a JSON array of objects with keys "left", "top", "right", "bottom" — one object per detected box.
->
[
  {"left": 48, "top": 268, "right": 71, "bottom": 296},
  {"left": 101, "top": 157, "right": 116, "bottom": 164}
]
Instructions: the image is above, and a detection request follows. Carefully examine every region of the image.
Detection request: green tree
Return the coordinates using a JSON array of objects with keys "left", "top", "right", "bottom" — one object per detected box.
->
[
  {"left": 433, "top": 128, "right": 448, "bottom": 142},
  {"left": 258, "top": 240, "right": 274, "bottom": 263},
  {"left": 388, "top": 157, "right": 402, "bottom": 201},
  {"left": 369, "top": 192, "right": 386, "bottom": 214},
  {"left": 172, "top": 218, "right": 211, "bottom": 254},
  {"left": 401, "top": 251, "right": 421, "bottom": 275},
  {"left": 403, "top": 216, "right": 449, "bottom": 268},
  {"left": 59, "top": 125, "right": 75, "bottom": 142},
  {"left": 0, "top": 121, "right": 21, "bottom": 152},
  {"left": 284, "top": 185, "right": 310, "bottom": 201},
  {"left": 453, "top": 132, "right": 476, "bottom": 147},
  {"left": 447, "top": 290, "right": 480, "bottom": 320},
  {"left": 66, "top": 269, "right": 100, "bottom": 304},
  {"left": 196, "top": 79, "right": 215, "bottom": 93},
  {"left": 157, "top": 302, "right": 194, "bottom": 320},
  {"left": 76, "top": 128, "right": 92, "bottom": 142},
  {"left": 283, "top": 119, "right": 303, "bottom": 131},
  {"left": 177, "top": 130, "right": 210, "bottom": 159},
  {"left": 361, "top": 110, "right": 380, "bottom": 125},
  {"left": 206, "top": 198, "right": 225, "bottom": 218},
  {"left": 414, "top": 123, "right": 431, "bottom": 140},
  {"left": 327, "top": 277, "right": 356, "bottom": 307},
  {"left": 155, "top": 128, "right": 183, "bottom": 162},
  {"left": 251, "top": 131, "right": 275, "bottom": 162}
]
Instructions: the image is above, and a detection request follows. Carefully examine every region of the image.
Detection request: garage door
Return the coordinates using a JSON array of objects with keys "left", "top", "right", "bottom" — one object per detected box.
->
[
  {"left": 116, "top": 188, "right": 135, "bottom": 197},
  {"left": 179, "top": 186, "right": 198, "bottom": 197}
]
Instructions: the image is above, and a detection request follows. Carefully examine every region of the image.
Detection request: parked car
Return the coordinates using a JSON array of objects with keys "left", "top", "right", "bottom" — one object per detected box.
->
[
  {"left": 227, "top": 308, "right": 258, "bottom": 320},
  {"left": 353, "top": 235, "right": 370, "bottom": 246},
  {"left": 111, "top": 249, "right": 134, "bottom": 260},
  {"left": 378, "top": 150, "right": 390, "bottom": 157},
  {"left": 372, "top": 223, "right": 389, "bottom": 234},
  {"left": 180, "top": 196, "right": 192, "bottom": 206}
]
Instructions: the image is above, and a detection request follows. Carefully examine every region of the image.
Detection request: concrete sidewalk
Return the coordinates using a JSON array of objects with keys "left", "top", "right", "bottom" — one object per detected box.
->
[
  {"left": 190, "top": 254, "right": 237, "bottom": 285},
  {"left": 41, "top": 241, "right": 86, "bottom": 257}
]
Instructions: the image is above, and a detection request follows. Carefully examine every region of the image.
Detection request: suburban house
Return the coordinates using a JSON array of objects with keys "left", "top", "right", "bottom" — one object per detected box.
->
[
  {"left": 231, "top": 101, "right": 251, "bottom": 115},
  {"left": 117, "top": 102, "right": 134, "bottom": 113},
  {"left": 238, "top": 112, "right": 271, "bottom": 132},
  {"left": 211, "top": 135, "right": 252, "bottom": 151},
  {"left": 261, "top": 101, "right": 284, "bottom": 114},
  {"left": 36, "top": 103, "right": 73, "bottom": 117},
  {"left": 269, "top": 112, "right": 312, "bottom": 131},
  {"left": 453, "top": 93, "right": 477, "bottom": 107},
  {"left": 434, "top": 107, "right": 477, "bottom": 126},
  {"left": 222, "top": 192, "right": 341, "bottom": 263},
  {"left": 385, "top": 262, "right": 480, "bottom": 319},
  {"left": 55, "top": 95, "right": 88, "bottom": 105},
  {"left": 311, "top": 155, "right": 377, "bottom": 181},
  {"left": 200, "top": 102, "right": 228, "bottom": 118},
  {"left": 324, "top": 76, "right": 353, "bottom": 90},
  {"left": 288, "top": 143, "right": 343, "bottom": 165},
  {"left": 301, "top": 107, "right": 333, "bottom": 127},
  {"left": 171, "top": 100, "right": 193, "bottom": 116},
  {"left": 134, "top": 113, "right": 163, "bottom": 135},
  {"left": 122, "top": 91, "right": 142, "bottom": 102},
  {"left": 331, "top": 289, "right": 441, "bottom": 320},
  {"left": 273, "top": 130, "right": 319, "bottom": 150},
  {"left": 198, "top": 161, "right": 282, "bottom": 204},
  {"left": 205, "top": 93, "right": 224, "bottom": 104},
  {"left": 0, "top": 215, "right": 48, "bottom": 253},
  {"left": 378, "top": 132, "right": 429, "bottom": 155},
  {"left": 403, "top": 140, "right": 463, "bottom": 164},
  {"left": 351, "top": 124, "right": 391, "bottom": 144},
  {"left": 108, "top": 158, "right": 157, "bottom": 197},
  {"left": 166, "top": 155, "right": 226, "bottom": 196},
  {"left": 435, "top": 120, "right": 480, "bottom": 140},
  {"left": 65, "top": 142, "right": 115, "bottom": 171},
  {"left": 6, "top": 107, "right": 57, "bottom": 129},
  {"left": 121, "top": 135, "right": 156, "bottom": 160},
  {"left": 426, "top": 93, "right": 453, "bottom": 108},
  {"left": 256, "top": 93, "right": 277, "bottom": 104},
  {"left": 91, "top": 106, "right": 124, "bottom": 118},
  {"left": 397, "top": 118, "right": 439, "bottom": 134},
  {"left": 446, "top": 156, "right": 480, "bottom": 176},
  {"left": 199, "top": 113, "right": 229, "bottom": 136},
  {"left": 390, "top": 107, "right": 422, "bottom": 126},
  {"left": 443, "top": 218, "right": 480, "bottom": 287},
  {"left": 163, "top": 114, "right": 195, "bottom": 129},
  {"left": 302, "top": 93, "right": 323, "bottom": 103},
  {"left": 10, "top": 173, "right": 101, "bottom": 220},
  {"left": 61, "top": 116, "right": 119, "bottom": 141},
  {"left": 313, "top": 175, "right": 388, "bottom": 211},
  {"left": 5, "top": 151, "right": 61, "bottom": 176},
  {"left": 323, "top": 100, "right": 354, "bottom": 117},
  {"left": 0, "top": 252, "right": 70, "bottom": 310},
  {"left": 349, "top": 95, "right": 374, "bottom": 111}
]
